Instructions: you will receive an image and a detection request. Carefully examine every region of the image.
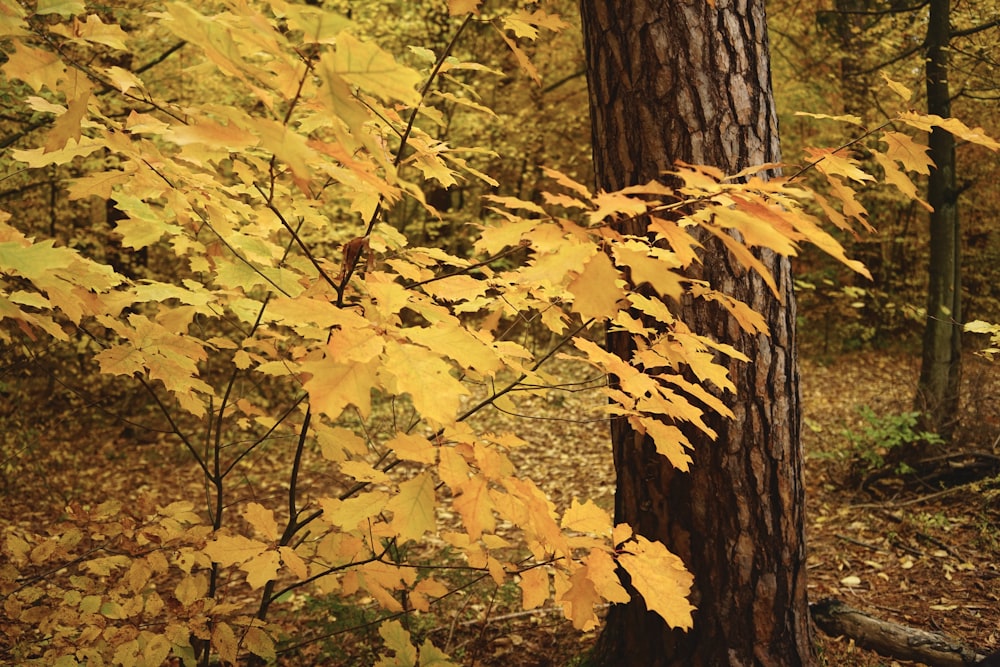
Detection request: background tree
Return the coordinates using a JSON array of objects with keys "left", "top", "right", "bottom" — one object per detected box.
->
[{"left": 580, "top": 0, "right": 814, "bottom": 665}]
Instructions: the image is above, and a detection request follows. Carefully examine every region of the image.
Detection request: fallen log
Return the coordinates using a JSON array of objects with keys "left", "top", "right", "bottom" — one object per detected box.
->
[{"left": 810, "top": 598, "right": 1000, "bottom": 667}]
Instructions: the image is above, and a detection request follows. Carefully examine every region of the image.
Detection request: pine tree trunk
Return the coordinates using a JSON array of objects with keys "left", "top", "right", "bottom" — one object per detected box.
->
[
  {"left": 917, "top": 0, "right": 961, "bottom": 440},
  {"left": 580, "top": 1, "right": 814, "bottom": 664}
]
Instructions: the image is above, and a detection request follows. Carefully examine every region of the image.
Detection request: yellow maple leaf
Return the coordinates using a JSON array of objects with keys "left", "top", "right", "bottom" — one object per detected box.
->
[
  {"left": 519, "top": 566, "right": 549, "bottom": 610},
  {"left": 567, "top": 251, "right": 626, "bottom": 321},
  {"left": 334, "top": 32, "right": 422, "bottom": 105},
  {"left": 881, "top": 131, "right": 934, "bottom": 175},
  {"left": 448, "top": 0, "right": 482, "bottom": 14},
  {"left": 386, "top": 432, "right": 437, "bottom": 464},
  {"left": 243, "top": 502, "right": 278, "bottom": 541},
  {"left": 319, "top": 491, "right": 388, "bottom": 531},
  {"left": 380, "top": 342, "right": 467, "bottom": 425},
  {"left": 242, "top": 550, "right": 280, "bottom": 589},
  {"left": 618, "top": 534, "right": 695, "bottom": 630},
  {"left": 203, "top": 534, "right": 268, "bottom": 566},
  {"left": 386, "top": 473, "right": 436, "bottom": 542},
  {"left": 302, "top": 356, "right": 379, "bottom": 420},
  {"left": 453, "top": 476, "right": 495, "bottom": 540},
  {"left": 560, "top": 499, "right": 612, "bottom": 535},
  {"left": 559, "top": 565, "right": 602, "bottom": 630},
  {"left": 278, "top": 546, "right": 309, "bottom": 579}
]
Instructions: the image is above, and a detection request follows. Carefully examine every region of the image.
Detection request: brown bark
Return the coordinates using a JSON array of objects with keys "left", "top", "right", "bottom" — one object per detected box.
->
[
  {"left": 916, "top": 0, "right": 961, "bottom": 440},
  {"left": 580, "top": 0, "right": 813, "bottom": 665}
]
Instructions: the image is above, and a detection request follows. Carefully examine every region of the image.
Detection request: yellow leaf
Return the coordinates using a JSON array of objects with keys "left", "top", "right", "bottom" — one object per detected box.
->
[
  {"left": 279, "top": 546, "right": 309, "bottom": 579},
  {"left": 203, "top": 534, "right": 268, "bottom": 566},
  {"left": 212, "top": 621, "right": 238, "bottom": 665},
  {"left": 403, "top": 323, "right": 503, "bottom": 376},
  {"left": 12, "top": 136, "right": 103, "bottom": 167},
  {"left": 174, "top": 573, "right": 207, "bottom": 606},
  {"left": 612, "top": 246, "right": 684, "bottom": 300},
  {"left": 448, "top": 0, "right": 482, "bottom": 14},
  {"left": 244, "top": 627, "right": 276, "bottom": 661},
  {"left": 453, "top": 476, "right": 495, "bottom": 540},
  {"left": 617, "top": 534, "right": 695, "bottom": 630},
  {"left": 805, "top": 147, "right": 876, "bottom": 183},
  {"left": 242, "top": 550, "right": 280, "bottom": 589},
  {"left": 36, "top": 0, "right": 84, "bottom": 16},
  {"left": 334, "top": 32, "right": 422, "bottom": 105},
  {"left": 386, "top": 473, "right": 436, "bottom": 542},
  {"left": 386, "top": 432, "right": 437, "bottom": 464},
  {"left": 438, "top": 445, "right": 471, "bottom": 488},
  {"left": 873, "top": 152, "right": 932, "bottom": 211},
  {"left": 50, "top": 14, "right": 129, "bottom": 50},
  {"left": 642, "top": 420, "right": 693, "bottom": 471},
  {"left": 376, "top": 620, "right": 417, "bottom": 667},
  {"left": 585, "top": 548, "right": 630, "bottom": 603},
  {"left": 561, "top": 499, "right": 612, "bottom": 535},
  {"left": 340, "top": 460, "right": 391, "bottom": 484},
  {"left": 567, "top": 251, "right": 625, "bottom": 320},
  {"left": 793, "top": 111, "right": 864, "bottom": 126},
  {"left": 380, "top": 342, "right": 467, "bottom": 425},
  {"left": 243, "top": 502, "right": 278, "bottom": 541},
  {"left": 880, "top": 72, "right": 912, "bottom": 101},
  {"left": 320, "top": 491, "right": 388, "bottom": 530},
  {"left": 302, "top": 356, "right": 379, "bottom": 420},
  {"left": 881, "top": 131, "right": 933, "bottom": 175},
  {"left": 559, "top": 565, "right": 602, "bottom": 630},
  {"left": 2, "top": 40, "right": 65, "bottom": 92},
  {"left": 519, "top": 566, "right": 549, "bottom": 610}
]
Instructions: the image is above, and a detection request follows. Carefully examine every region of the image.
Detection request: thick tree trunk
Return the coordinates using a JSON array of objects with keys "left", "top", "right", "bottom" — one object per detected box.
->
[
  {"left": 917, "top": 0, "right": 961, "bottom": 440},
  {"left": 581, "top": 1, "right": 813, "bottom": 665}
]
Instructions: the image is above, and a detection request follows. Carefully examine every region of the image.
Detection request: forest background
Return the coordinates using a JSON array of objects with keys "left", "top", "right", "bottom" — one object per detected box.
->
[{"left": 1, "top": 0, "right": 1000, "bottom": 665}]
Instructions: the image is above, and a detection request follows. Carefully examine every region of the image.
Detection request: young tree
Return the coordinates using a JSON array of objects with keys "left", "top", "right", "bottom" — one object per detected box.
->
[{"left": 580, "top": 1, "right": 814, "bottom": 665}]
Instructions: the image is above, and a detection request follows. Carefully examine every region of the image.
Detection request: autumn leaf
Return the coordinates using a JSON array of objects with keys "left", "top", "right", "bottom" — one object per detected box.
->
[
  {"left": 375, "top": 620, "right": 417, "bottom": 667},
  {"left": 203, "top": 534, "right": 268, "bottom": 566},
  {"left": 519, "top": 566, "right": 549, "bottom": 609},
  {"left": 561, "top": 499, "right": 612, "bottom": 535},
  {"left": 567, "top": 251, "right": 626, "bottom": 320},
  {"left": 243, "top": 502, "right": 278, "bottom": 541},
  {"left": 448, "top": 0, "right": 482, "bottom": 15},
  {"left": 334, "top": 32, "right": 422, "bottom": 105},
  {"left": 386, "top": 473, "right": 436, "bottom": 542},
  {"left": 242, "top": 550, "right": 281, "bottom": 589},
  {"left": 617, "top": 533, "right": 695, "bottom": 629}
]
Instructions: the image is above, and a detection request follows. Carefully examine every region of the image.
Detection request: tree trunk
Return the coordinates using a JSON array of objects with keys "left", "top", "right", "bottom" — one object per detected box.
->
[
  {"left": 581, "top": 1, "right": 813, "bottom": 665},
  {"left": 917, "top": 0, "right": 961, "bottom": 440}
]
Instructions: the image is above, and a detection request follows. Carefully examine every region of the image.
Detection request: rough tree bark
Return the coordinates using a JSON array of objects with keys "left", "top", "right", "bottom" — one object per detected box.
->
[
  {"left": 580, "top": 1, "right": 813, "bottom": 665},
  {"left": 917, "top": 0, "right": 961, "bottom": 440}
]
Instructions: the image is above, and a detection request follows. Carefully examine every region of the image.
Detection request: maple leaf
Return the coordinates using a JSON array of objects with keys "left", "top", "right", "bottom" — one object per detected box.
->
[
  {"left": 386, "top": 473, "right": 436, "bottom": 542},
  {"left": 334, "top": 32, "right": 422, "bottom": 105},
  {"left": 559, "top": 565, "right": 602, "bottom": 630},
  {"left": 386, "top": 432, "right": 436, "bottom": 464},
  {"left": 375, "top": 620, "right": 417, "bottom": 667},
  {"left": 302, "top": 356, "right": 379, "bottom": 421},
  {"left": 243, "top": 502, "right": 278, "bottom": 541},
  {"left": 453, "top": 476, "right": 495, "bottom": 540},
  {"left": 561, "top": 499, "right": 612, "bottom": 535},
  {"left": 203, "top": 534, "right": 268, "bottom": 566},
  {"left": 519, "top": 566, "right": 549, "bottom": 609},
  {"left": 242, "top": 550, "right": 281, "bottom": 589},
  {"left": 618, "top": 533, "right": 695, "bottom": 630},
  {"left": 319, "top": 491, "right": 388, "bottom": 530},
  {"left": 448, "top": 0, "right": 482, "bottom": 15},
  {"left": 567, "top": 251, "right": 626, "bottom": 320},
  {"left": 3, "top": 40, "right": 66, "bottom": 92},
  {"left": 880, "top": 131, "right": 933, "bottom": 175},
  {"left": 35, "top": 0, "right": 84, "bottom": 16}
]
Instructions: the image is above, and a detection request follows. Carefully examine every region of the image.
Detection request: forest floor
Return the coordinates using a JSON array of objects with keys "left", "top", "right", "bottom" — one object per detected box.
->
[{"left": 3, "top": 348, "right": 1000, "bottom": 666}]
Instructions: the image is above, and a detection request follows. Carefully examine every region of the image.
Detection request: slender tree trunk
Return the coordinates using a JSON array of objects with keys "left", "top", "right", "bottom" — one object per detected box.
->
[
  {"left": 917, "top": 0, "right": 961, "bottom": 439},
  {"left": 581, "top": 1, "right": 813, "bottom": 665}
]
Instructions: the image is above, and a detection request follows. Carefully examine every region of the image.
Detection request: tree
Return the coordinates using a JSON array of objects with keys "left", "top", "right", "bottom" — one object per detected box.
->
[
  {"left": 917, "top": 0, "right": 962, "bottom": 439},
  {"left": 580, "top": 1, "right": 814, "bottom": 665}
]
